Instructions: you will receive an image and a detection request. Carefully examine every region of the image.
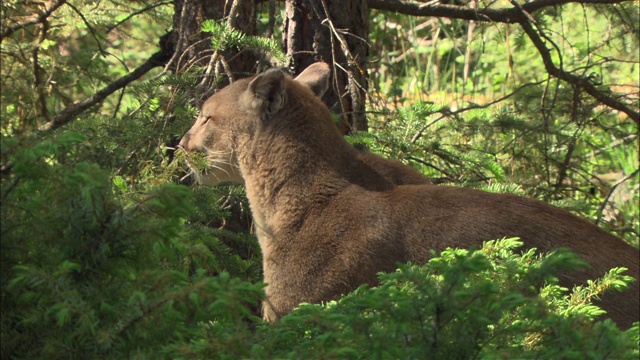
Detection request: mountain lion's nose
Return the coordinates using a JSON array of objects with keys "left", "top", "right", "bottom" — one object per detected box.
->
[{"left": 178, "top": 133, "right": 191, "bottom": 151}]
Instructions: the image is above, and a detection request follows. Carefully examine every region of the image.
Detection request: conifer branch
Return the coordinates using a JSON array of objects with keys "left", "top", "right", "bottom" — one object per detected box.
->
[
  {"left": 0, "top": 0, "right": 67, "bottom": 42},
  {"left": 38, "top": 54, "right": 161, "bottom": 133},
  {"left": 64, "top": 2, "right": 108, "bottom": 56},
  {"left": 38, "top": 33, "right": 176, "bottom": 133},
  {"left": 106, "top": 1, "right": 173, "bottom": 34},
  {"left": 408, "top": 81, "right": 546, "bottom": 145}
]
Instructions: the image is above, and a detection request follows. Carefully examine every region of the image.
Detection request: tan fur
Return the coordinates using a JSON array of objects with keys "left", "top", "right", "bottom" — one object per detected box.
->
[
  {"left": 179, "top": 63, "right": 639, "bottom": 328},
  {"left": 293, "top": 62, "right": 430, "bottom": 186}
]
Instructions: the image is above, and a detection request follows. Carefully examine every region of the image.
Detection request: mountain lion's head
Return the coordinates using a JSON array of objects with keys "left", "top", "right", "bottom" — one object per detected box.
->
[{"left": 178, "top": 63, "right": 332, "bottom": 186}]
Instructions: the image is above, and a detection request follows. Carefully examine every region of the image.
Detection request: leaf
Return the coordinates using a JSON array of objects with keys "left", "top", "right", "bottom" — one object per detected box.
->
[{"left": 54, "top": 261, "right": 82, "bottom": 276}]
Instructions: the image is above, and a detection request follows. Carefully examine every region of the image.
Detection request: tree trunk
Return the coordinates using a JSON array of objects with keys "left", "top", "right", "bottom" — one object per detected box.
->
[
  {"left": 284, "top": 0, "right": 370, "bottom": 133},
  {"left": 171, "top": 0, "right": 259, "bottom": 106}
]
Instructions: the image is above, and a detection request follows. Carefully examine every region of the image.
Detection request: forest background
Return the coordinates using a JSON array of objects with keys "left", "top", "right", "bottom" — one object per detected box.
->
[{"left": 1, "top": 0, "right": 639, "bottom": 358}]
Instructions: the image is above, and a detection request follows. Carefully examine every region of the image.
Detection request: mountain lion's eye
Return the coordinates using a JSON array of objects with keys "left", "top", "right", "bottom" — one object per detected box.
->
[{"left": 202, "top": 116, "right": 212, "bottom": 125}]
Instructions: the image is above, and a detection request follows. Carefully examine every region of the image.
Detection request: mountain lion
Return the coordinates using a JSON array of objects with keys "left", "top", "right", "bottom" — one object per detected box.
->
[{"left": 179, "top": 63, "right": 638, "bottom": 328}]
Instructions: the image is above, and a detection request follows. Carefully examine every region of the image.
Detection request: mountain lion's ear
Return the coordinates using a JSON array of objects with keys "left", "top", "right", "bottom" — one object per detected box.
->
[
  {"left": 294, "top": 62, "right": 331, "bottom": 98},
  {"left": 242, "top": 69, "right": 286, "bottom": 121}
]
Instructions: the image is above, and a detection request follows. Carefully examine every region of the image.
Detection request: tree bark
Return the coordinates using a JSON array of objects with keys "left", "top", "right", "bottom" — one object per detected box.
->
[
  {"left": 171, "top": 0, "right": 259, "bottom": 105},
  {"left": 284, "top": 0, "right": 370, "bottom": 133}
]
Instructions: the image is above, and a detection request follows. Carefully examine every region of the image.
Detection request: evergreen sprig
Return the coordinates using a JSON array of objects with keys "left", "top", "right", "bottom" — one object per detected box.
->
[{"left": 202, "top": 20, "right": 286, "bottom": 64}]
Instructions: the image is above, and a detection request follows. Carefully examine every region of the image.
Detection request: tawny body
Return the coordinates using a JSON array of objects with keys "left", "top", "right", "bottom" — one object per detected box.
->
[{"left": 179, "top": 63, "right": 639, "bottom": 328}]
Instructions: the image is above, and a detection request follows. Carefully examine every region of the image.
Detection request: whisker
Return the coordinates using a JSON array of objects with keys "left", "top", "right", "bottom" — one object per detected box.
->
[{"left": 205, "top": 163, "right": 233, "bottom": 179}]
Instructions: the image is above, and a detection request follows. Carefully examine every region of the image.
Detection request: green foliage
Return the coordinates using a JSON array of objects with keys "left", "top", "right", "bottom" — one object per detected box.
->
[
  {"left": 0, "top": 0, "right": 173, "bottom": 134},
  {"left": 361, "top": 93, "right": 639, "bottom": 242},
  {"left": 4, "top": 134, "right": 636, "bottom": 358},
  {"left": 0, "top": 133, "right": 264, "bottom": 358},
  {"left": 2, "top": 130, "right": 637, "bottom": 358},
  {"left": 201, "top": 20, "right": 286, "bottom": 64},
  {"left": 1, "top": 1, "right": 638, "bottom": 358},
  {"left": 162, "top": 239, "right": 639, "bottom": 359},
  {"left": 367, "top": 3, "right": 639, "bottom": 244}
]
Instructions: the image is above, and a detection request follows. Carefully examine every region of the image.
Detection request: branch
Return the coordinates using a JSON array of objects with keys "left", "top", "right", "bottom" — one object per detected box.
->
[
  {"left": 38, "top": 32, "right": 176, "bottom": 133},
  {"left": 33, "top": 19, "right": 51, "bottom": 123},
  {"left": 369, "top": 0, "right": 511, "bottom": 23},
  {"left": 511, "top": 1, "right": 640, "bottom": 124},
  {"left": 65, "top": 2, "right": 107, "bottom": 56},
  {"left": 368, "top": 0, "right": 639, "bottom": 123},
  {"left": 106, "top": 1, "right": 173, "bottom": 34},
  {"left": 367, "top": 0, "right": 632, "bottom": 24},
  {"left": 408, "top": 81, "right": 547, "bottom": 145},
  {"left": 595, "top": 168, "right": 639, "bottom": 226},
  {"left": 0, "top": 0, "right": 67, "bottom": 42},
  {"left": 37, "top": 55, "right": 157, "bottom": 132}
]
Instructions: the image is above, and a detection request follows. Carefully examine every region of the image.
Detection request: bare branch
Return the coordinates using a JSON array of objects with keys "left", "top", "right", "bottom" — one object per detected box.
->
[
  {"left": 37, "top": 56, "right": 155, "bottom": 132},
  {"left": 595, "top": 168, "right": 640, "bottom": 226},
  {"left": 33, "top": 20, "right": 51, "bottom": 124},
  {"left": 511, "top": 1, "right": 640, "bottom": 124},
  {"left": 368, "top": 0, "right": 640, "bottom": 124},
  {"left": 0, "top": 0, "right": 67, "bottom": 42},
  {"left": 408, "top": 80, "right": 547, "bottom": 145},
  {"left": 227, "top": 0, "right": 243, "bottom": 28},
  {"left": 106, "top": 1, "right": 173, "bottom": 34},
  {"left": 367, "top": 0, "right": 632, "bottom": 24},
  {"left": 37, "top": 31, "right": 175, "bottom": 134}
]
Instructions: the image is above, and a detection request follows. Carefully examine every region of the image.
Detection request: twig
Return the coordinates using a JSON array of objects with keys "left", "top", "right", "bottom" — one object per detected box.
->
[
  {"left": 462, "top": 0, "right": 477, "bottom": 97},
  {"left": 112, "top": 88, "right": 126, "bottom": 119},
  {"left": 38, "top": 51, "right": 167, "bottom": 133},
  {"left": 511, "top": 0, "right": 640, "bottom": 124},
  {"left": 583, "top": 134, "right": 638, "bottom": 158},
  {"left": 65, "top": 2, "right": 108, "bottom": 56},
  {"left": 175, "top": 38, "right": 214, "bottom": 74},
  {"left": 0, "top": 0, "right": 67, "bottom": 42},
  {"left": 227, "top": 0, "right": 242, "bottom": 28},
  {"left": 33, "top": 19, "right": 51, "bottom": 124},
  {"left": 595, "top": 169, "right": 639, "bottom": 226},
  {"left": 194, "top": 51, "right": 220, "bottom": 96},
  {"left": 553, "top": 86, "right": 583, "bottom": 193},
  {"left": 319, "top": 0, "right": 369, "bottom": 132},
  {"left": 106, "top": 1, "right": 172, "bottom": 34},
  {"left": 162, "top": 3, "right": 190, "bottom": 74},
  {"left": 409, "top": 81, "right": 546, "bottom": 145},
  {"left": 407, "top": 155, "right": 453, "bottom": 180},
  {"left": 367, "top": 0, "right": 631, "bottom": 24}
]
